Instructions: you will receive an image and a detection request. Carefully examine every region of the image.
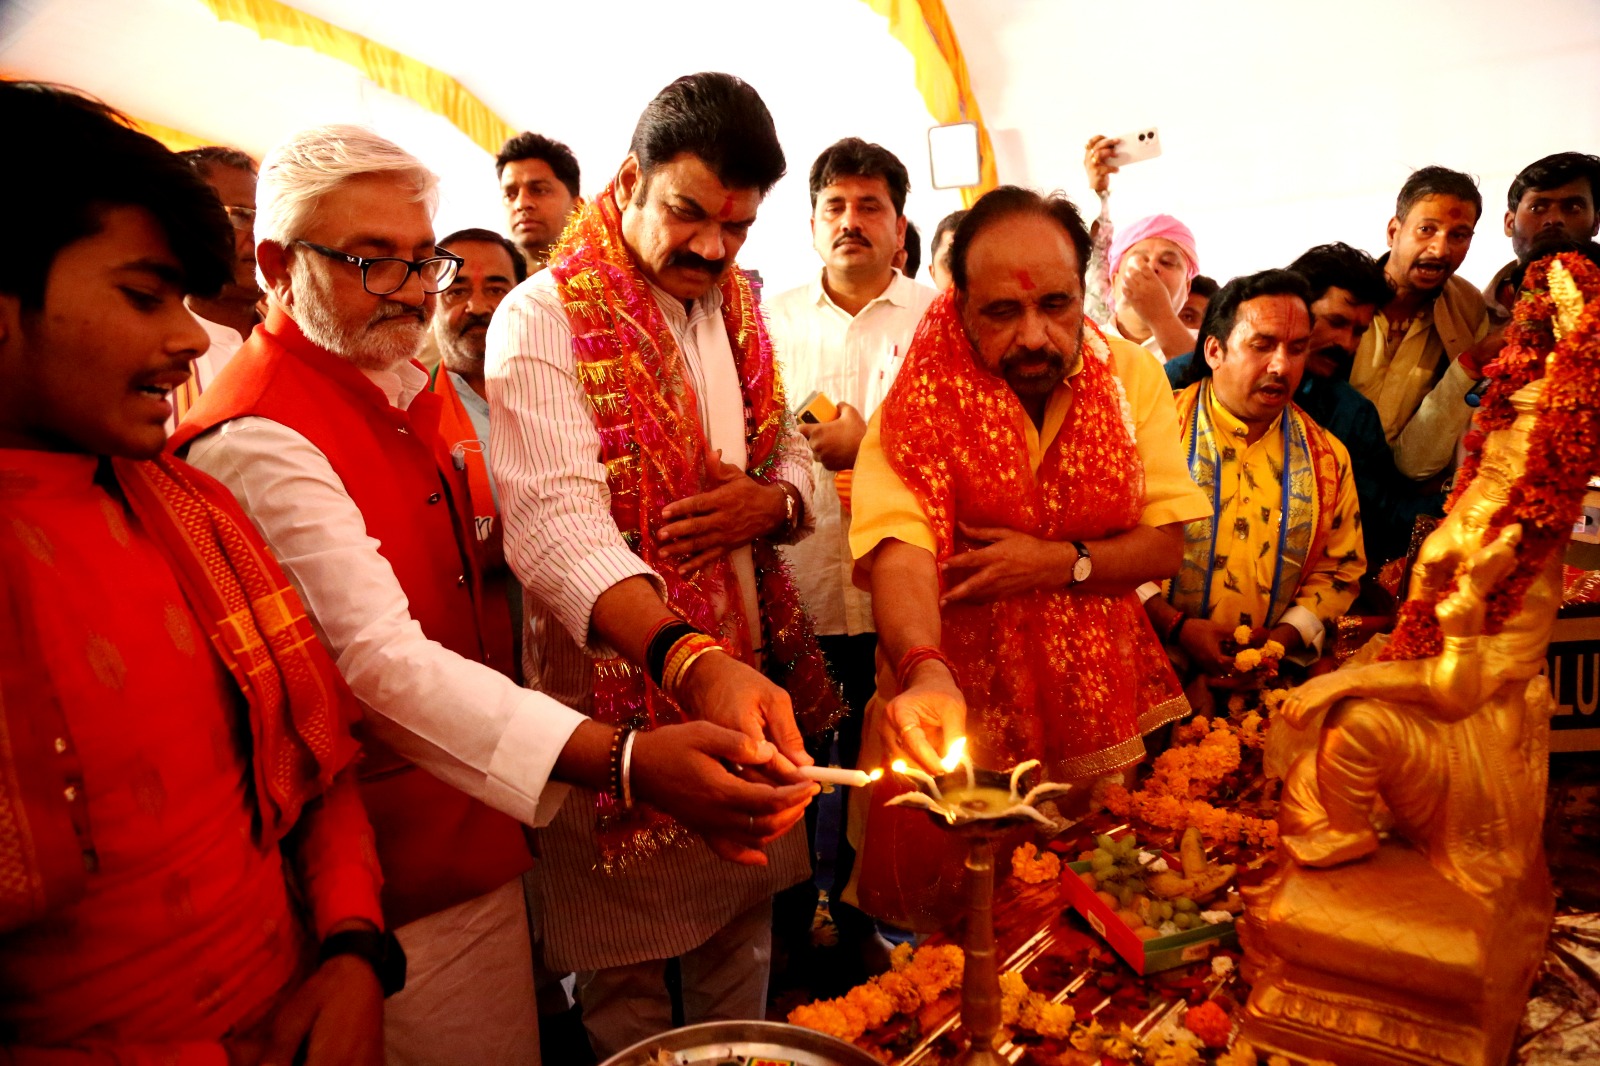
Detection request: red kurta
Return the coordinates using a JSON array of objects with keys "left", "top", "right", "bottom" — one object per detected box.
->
[{"left": 0, "top": 450, "right": 381, "bottom": 1063}]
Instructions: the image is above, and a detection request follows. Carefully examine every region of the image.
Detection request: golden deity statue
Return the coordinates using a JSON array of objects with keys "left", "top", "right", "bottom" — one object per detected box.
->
[{"left": 1239, "top": 253, "right": 1599, "bottom": 1066}]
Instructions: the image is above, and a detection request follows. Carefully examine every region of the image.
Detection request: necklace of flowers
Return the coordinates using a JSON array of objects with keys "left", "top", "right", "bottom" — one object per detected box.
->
[{"left": 1380, "top": 252, "right": 1600, "bottom": 663}]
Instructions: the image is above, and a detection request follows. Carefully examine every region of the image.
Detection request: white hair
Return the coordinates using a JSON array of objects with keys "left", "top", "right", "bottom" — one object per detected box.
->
[{"left": 255, "top": 124, "right": 438, "bottom": 278}]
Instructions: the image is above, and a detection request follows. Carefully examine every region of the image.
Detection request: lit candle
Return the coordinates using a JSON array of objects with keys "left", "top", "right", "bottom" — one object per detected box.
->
[
  {"left": 941, "top": 737, "right": 976, "bottom": 791},
  {"left": 799, "top": 765, "right": 874, "bottom": 787},
  {"left": 891, "top": 758, "right": 943, "bottom": 801}
]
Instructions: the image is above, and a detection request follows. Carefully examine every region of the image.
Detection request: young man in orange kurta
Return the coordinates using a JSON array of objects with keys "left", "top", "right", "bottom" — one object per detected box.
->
[{"left": 0, "top": 81, "right": 389, "bottom": 1066}]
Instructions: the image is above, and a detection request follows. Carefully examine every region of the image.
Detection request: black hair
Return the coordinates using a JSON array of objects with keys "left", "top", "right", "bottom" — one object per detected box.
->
[
  {"left": 1506, "top": 152, "right": 1600, "bottom": 213},
  {"left": 948, "top": 186, "right": 1091, "bottom": 292},
  {"left": 1395, "top": 165, "right": 1482, "bottom": 224},
  {"left": 437, "top": 227, "right": 528, "bottom": 284},
  {"left": 1287, "top": 242, "right": 1391, "bottom": 309},
  {"left": 1505, "top": 238, "right": 1600, "bottom": 293},
  {"left": 495, "top": 132, "right": 581, "bottom": 198},
  {"left": 932, "top": 209, "right": 967, "bottom": 260},
  {"left": 1181, "top": 269, "right": 1313, "bottom": 386},
  {"left": 897, "top": 221, "right": 919, "bottom": 279},
  {"left": 177, "top": 145, "right": 258, "bottom": 176},
  {"left": 1188, "top": 274, "right": 1219, "bottom": 301},
  {"left": 807, "top": 137, "right": 910, "bottom": 215},
  {"left": 630, "top": 72, "right": 785, "bottom": 195},
  {"left": 0, "top": 80, "right": 232, "bottom": 307}
]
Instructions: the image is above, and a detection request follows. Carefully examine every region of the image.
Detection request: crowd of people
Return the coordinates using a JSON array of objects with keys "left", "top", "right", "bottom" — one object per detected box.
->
[{"left": 1, "top": 67, "right": 1596, "bottom": 1065}]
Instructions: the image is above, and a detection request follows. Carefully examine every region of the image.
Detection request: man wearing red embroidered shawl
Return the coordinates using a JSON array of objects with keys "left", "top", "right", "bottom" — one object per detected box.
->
[
  {"left": 0, "top": 82, "right": 384, "bottom": 1065},
  {"left": 851, "top": 186, "right": 1210, "bottom": 787},
  {"left": 487, "top": 73, "right": 830, "bottom": 1055},
  {"left": 1142, "top": 271, "right": 1365, "bottom": 702}
]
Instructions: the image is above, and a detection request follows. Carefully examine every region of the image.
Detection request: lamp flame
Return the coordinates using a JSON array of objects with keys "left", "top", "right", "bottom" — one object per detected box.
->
[{"left": 940, "top": 736, "right": 968, "bottom": 773}]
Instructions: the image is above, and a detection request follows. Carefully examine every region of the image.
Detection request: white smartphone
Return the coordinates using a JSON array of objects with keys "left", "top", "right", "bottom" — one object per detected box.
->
[{"left": 1105, "top": 127, "right": 1162, "bottom": 168}]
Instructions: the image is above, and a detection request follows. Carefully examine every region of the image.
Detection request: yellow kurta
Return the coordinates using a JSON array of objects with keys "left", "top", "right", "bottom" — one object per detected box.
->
[
  {"left": 850, "top": 337, "right": 1211, "bottom": 563},
  {"left": 1192, "top": 386, "right": 1365, "bottom": 646}
]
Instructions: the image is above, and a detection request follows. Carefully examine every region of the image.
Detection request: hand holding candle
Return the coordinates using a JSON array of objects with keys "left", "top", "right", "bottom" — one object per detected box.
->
[{"left": 799, "top": 765, "right": 884, "bottom": 788}]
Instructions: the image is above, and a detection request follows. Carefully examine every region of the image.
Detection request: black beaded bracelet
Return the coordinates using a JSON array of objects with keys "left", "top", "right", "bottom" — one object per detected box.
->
[{"left": 645, "top": 621, "right": 697, "bottom": 687}]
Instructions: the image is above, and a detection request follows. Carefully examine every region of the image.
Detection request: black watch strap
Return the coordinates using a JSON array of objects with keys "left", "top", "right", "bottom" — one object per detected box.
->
[{"left": 319, "top": 929, "right": 407, "bottom": 998}]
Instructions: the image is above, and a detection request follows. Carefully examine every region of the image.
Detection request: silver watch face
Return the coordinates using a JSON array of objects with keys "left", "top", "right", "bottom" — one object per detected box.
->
[{"left": 1073, "top": 553, "right": 1092, "bottom": 582}]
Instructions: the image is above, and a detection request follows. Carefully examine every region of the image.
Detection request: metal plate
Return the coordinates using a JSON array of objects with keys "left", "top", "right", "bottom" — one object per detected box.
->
[{"left": 598, "top": 1020, "right": 884, "bottom": 1066}]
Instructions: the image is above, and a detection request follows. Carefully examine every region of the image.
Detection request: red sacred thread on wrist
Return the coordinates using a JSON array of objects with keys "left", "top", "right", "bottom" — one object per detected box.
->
[{"left": 896, "top": 644, "right": 955, "bottom": 691}]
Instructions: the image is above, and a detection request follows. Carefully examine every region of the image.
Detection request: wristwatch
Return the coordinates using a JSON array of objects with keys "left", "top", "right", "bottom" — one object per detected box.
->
[
  {"left": 319, "top": 929, "right": 407, "bottom": 997},
  {"left": 778, "top": 482, "right": 798, "bottom": 533},
  {"left": 1069, "top": 541, "right": 1093, "bottom": 585}
]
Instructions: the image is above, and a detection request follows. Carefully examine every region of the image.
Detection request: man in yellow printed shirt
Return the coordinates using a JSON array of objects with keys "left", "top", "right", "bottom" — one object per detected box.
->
[{"left": 1143, "top": 270, "right": 1365, "bottom": 701}]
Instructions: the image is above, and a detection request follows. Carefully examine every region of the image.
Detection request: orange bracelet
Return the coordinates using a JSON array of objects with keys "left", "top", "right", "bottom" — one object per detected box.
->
[{"left": 896, "top": 644, "right": 955, "bottom": 691}]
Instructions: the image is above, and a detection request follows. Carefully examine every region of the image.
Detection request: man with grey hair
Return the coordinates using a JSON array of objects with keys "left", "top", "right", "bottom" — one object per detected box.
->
[{"left": 174, "top": 124, "right": 815, "bottom": 1063}]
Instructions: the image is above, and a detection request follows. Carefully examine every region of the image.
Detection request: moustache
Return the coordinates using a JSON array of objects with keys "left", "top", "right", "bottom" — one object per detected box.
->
[
  {"left": 833, "top": 229, "right": 871, "bottom": 250},
  {"left": 1253, "top": 374, "right": 1292, "bottom": 392},
  {"left": 369, "top": 302, "right": 426, "bottom": 328},
  {"left": 999, "top": 346, "right": 1066, "bottom": 372},
  {"left": 668, "top": 251, "right": 726, "bottom": 276},
  {"left": 456, "top": 312, "right": 493, "bottom": 337}
]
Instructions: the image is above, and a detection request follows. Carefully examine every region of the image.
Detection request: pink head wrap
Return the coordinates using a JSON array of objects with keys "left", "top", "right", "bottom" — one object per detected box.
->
[{"left": 1109, "top": 214, "right": 1199, "bottom": 284}]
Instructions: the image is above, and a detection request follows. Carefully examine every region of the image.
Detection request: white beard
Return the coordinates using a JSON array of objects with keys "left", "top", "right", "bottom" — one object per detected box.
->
[{"left": 290, "top": 258, "right": 427, "bottom": 372}]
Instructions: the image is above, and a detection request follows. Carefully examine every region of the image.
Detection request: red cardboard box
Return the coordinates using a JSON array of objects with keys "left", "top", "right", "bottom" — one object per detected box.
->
[{"left": 1062, "top": 860, "right": 1238, "bottom": 975}]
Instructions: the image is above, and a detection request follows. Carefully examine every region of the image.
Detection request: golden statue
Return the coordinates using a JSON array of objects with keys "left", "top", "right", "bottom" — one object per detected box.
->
[{"left": 1239, "top": 252, "right": 1599, "bottom": 1066}]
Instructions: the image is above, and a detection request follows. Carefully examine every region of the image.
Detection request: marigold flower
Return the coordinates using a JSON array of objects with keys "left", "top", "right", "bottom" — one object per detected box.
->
[{"left": 1185, "top": 999, "right": 1233, "bottom": 1048}]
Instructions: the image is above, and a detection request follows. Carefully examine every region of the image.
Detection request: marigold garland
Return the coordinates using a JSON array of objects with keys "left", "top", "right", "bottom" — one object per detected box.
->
[
  {"left": 1103, "top": 714, "right": 1278, "bottom": 847},
  {"left": 1381, "top": 252, "right": 1600, "bottom": 662}
]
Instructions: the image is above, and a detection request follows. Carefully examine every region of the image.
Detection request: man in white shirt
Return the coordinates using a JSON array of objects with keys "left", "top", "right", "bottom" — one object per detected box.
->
[
  {"left": 487, "top": 73, "right": 832, "bottom": 1056},
  {"left": 174, "top": 124, "right": 811, "bottom": 1064},
  {"left": 766, "top": 137, "right": 936, "bottom": 977}
]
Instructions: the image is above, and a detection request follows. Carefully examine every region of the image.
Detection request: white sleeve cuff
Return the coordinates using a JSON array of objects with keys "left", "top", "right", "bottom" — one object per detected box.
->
[
  {"left": 1280, "top": 605, "right": 1326, "bottom": 664},
  {"left": 484, "top": 690, "right": 587, "bottom": 828},
  {"left": 1136, "top": 581, "right": 1162, "bottom": 604}
]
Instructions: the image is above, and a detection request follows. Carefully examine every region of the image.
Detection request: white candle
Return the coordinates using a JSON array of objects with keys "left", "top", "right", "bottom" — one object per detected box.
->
[
  {"left": 891, "top": 758, "right": 943, "bottom": 801},
  {"left": 799, "top": 765, "right": 874, "bottom": 787},
  {"left": 1008, "top": 759, "right": 1041, "bottom": 801}
]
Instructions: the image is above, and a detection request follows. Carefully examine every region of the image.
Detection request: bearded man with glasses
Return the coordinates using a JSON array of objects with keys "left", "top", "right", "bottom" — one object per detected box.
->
[{"left": 174, "top": 125, "right": 802, "bottom": 1064}]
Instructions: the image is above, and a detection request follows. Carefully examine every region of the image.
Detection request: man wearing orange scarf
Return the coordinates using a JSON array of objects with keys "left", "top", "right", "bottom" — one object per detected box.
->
[
  {"left": 487, "top": 73, "right": 831, "bottom": 1055},
  {"left": 844, "top": 187, "right": 1210, "bottom": 924},
  {"left": 0, "top": 82, "right": 387, "bottom": 1065}
]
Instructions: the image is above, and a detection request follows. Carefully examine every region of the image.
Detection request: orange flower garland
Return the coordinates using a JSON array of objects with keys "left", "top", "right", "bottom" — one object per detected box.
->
[{"left": 1382, "top": 251, "right": 1600, "bottom": 661}]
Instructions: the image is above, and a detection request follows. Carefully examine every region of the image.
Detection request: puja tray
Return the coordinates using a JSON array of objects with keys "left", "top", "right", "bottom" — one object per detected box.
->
[{"left": 599, "top": 1019, "right": 883, "bottom": 1066}]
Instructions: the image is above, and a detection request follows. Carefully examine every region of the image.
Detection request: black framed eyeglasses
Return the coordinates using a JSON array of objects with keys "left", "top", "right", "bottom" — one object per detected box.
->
[{"left": 293, "top": 240, "right": 464, "bottom": 296}]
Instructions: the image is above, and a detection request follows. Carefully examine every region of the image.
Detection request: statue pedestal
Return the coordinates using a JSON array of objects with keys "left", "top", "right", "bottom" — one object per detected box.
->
[{"left": 1239, "top": 841, "right": 1552, "bottom": 1066}]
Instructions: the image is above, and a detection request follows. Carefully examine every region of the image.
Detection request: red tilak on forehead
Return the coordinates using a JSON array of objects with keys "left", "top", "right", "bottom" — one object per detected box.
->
[
  {"left": 1017, "top": 269, "right": 1035, "bottom": 290},
  {"left": 718, "top": 196, "right": 735, "bottom": 220}
]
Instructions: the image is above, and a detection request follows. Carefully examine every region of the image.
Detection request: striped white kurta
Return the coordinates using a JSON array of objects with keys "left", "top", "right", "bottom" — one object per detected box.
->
[{"left": 485, "top": 268, "right": 814, "bottom": 971}]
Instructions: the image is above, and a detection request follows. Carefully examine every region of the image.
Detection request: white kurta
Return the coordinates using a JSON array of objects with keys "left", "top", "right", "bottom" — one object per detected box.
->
[
  {"left": 767, "top": 269, "right": 937, "bottom": 637},
  {"left": 486, "top": 269, "right": 814, "bottom": 971}
]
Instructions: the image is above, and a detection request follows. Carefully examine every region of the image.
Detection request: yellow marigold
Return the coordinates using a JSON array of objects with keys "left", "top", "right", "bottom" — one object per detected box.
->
[
  {"left": 1214, "top": 1041, "right": 1259, "bottom": 1066},
  {"left": 1233, "top": 624, "right": 1253, "bottom": 644},
  {"left": 1010, "top": 841, "right": 1061, "bottom": 883},
  {"left": 788, "top": 998, "right": 867, "bottom": 1042},
  {"left": 1068, "top": 1020, "right": 1106, "bottom": 1052},
  {"left": 1147, "top": 1038, "right": 1203, "bottom": 1066},
  {"left": 874, "top": 970, "right": 922, "bottom": 1014},
  {"left": 1226, "top": 693, "right": 1246, "bottom": 714},
  {"left": 1233, "top": 647, "right": 1263, "bottom": 671},
  {"left": 889, "top": 941, "right": 914, "bottom": 971},
  {"left": 999, "top": 972, "right": 1028, "bottom": 1026},
  {"left": 845, "top": 981, "right": 895, "bottom": 1029},
  {"left": 1102, "top": 1024, "right": 1141, "bottom": 1060},
  {"left": 1263, "top": 639, "right": 1286, "bottom": 659},
  {"left": 1017, "top": 995, "right": 1076, "bottom": 1038},
  {"left": 1262, "top": 687, "right": 1288, "bottom": 711}
]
